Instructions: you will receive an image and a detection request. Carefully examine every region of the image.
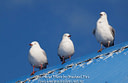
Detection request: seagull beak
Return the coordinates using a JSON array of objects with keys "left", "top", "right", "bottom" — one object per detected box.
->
[
  {"left": 29, "top": 44, "right": 33, "bottom": 46},
  {"left": 68, "top": 35, "right": 71, "bottom": 37}
]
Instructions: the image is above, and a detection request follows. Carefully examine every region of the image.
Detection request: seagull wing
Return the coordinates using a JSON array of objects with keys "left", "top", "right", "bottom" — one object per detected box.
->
[
  {"left": 42, "top": 49, "right": 46, "bottom": 57},
  {"left": 109, "top": 25, "right": 115, "bottom": 38},
  {"left": 42, "top": 49, "right": 48, "bottom": 64},
  {"left": 57, "top": 42, "right": 63, "bottom": 61},
  {"left": 93, "top": 28, "right": 96, "bottom": 35}
]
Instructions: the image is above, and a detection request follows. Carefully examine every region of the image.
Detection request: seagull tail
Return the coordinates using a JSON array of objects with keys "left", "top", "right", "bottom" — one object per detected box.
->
[{"left": 112, "top": 42, "right": 114, "bottom": 46}]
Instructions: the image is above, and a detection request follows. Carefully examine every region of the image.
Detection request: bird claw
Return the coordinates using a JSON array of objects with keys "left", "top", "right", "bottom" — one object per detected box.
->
[
  {"left": 62, "top": 61, "right": 65, "bottom": 64},
  {"left": 98, "top": 48, "right": 102, "bottom": 52},
  {"left": 30, "top": 72, "right": 34, "bottom": 76},
  {"left": 69, "top": 56, "right": 71, "bottom": 60},
  {"left": 30, "top": 71, "right": 36, "bottom": 76}
]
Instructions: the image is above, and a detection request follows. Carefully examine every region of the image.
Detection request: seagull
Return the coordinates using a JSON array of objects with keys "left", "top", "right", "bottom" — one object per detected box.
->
[
  {"left": 28, "top": 41, "right": 48, "bottom": 75},
  {"left": 93, "top": 12, "right": 115, "bottom": 52},
  {"left": 58, "top": 33, "right": 75, "bottom": 64}
]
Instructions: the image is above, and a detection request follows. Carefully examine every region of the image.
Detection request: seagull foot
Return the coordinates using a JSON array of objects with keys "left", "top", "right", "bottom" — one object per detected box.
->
[
  {"left": 62, "top": 56, "right": 65, "bottom": 64},
  {"left": 98, "top": 48, "right": 102, "bottom": 52},
  {"left": 30, "top": 71, "right": 36, "bottom": 76},
  {"left": 69, "top": 56, "right": 71, "bottom": 60},
  {"left": 62, "top": 61, "right": 65, "bottom": 64},
  {"left": 40, "top": 64, "right": 43, "bottom": 70}
]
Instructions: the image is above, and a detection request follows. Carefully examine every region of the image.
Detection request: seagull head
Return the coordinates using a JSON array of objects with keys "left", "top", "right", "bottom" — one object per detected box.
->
[
  {"left": 29, "top": 41, "right": 40, "bottom": 47},
  {"left": 63, "top": 33, "right": 71, "bottom": 39},
  {"left": 100, "top": 12, "right": 107, "bottom": 18}
]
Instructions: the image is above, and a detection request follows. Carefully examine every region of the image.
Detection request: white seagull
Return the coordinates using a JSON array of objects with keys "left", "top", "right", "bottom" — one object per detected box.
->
[
  {"left": 58, "top": 33, "right": 75, "bottom": 64},
  {"left": 93, "top": 12, "right": 115, "bottom": 52},
  {"left": 28, "top": 41, "right": 48, "bottom": 75}
]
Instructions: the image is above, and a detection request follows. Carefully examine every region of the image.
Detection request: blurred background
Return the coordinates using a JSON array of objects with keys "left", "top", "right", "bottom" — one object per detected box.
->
[{"left": 0, "top": 0, "right": 128, "bottom": 82}]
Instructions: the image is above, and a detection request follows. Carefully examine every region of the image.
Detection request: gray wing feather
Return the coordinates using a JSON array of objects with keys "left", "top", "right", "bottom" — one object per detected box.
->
[
  {"left": 42, "top": 49, "right": 48, "bottom": 64},
  {"left": 58, "top": 43, "right": 64, "bottom": 61},
  {"left": 58, "top": 46, "right": 62, "bottom": 58},
  {"left": 42, "top": 50, "right": 47, "bottom": 57},
  {"left": 58, "top": 43, "right": 61, "bottom": 56},
  {"left": 93, "top": 28, "right": 96, "bottom": 35},
  {"left": 109, "top": 26, "right": 115, "bottom": 38}
]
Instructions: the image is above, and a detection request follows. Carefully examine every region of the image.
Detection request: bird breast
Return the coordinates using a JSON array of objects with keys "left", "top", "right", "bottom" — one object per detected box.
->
[
  {"left": 95, "top": 25, "right": 114, "bottom": 43},
  {"left": 28, "top": 47, "right": 47, "bottom": 67},
  {"left": 58, "top": 40, "right": 74, "bottom": 58}
]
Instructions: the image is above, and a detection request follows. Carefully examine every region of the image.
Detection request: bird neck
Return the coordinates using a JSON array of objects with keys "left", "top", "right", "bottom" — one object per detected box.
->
[
  {"left": 62, "top": 37, "right": 71, "bottom": 42},
  {"left": 63, "top": 37, "right": 70, "bottom": 40},
  {"left": 97, "top": 16, "right": 109, "bottom": 25},
  {"left": 31, "top": 45, "right": 41, "bottom": 49}
]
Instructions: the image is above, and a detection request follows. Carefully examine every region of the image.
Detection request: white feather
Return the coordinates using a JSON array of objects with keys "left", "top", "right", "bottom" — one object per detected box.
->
[
  {"left": 95, "top": 12, "right": 114, "bottom": 44},
  {"left": 28, "top": 41, "right": 48, "bottom": 68},
  {"left": 58, "top": 33, "right": 75, "bottom": 59}
]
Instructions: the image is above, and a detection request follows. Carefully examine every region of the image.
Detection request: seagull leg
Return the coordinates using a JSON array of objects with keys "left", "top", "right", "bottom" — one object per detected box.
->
[
  {"left": 69, "top": 56, "right": 71, "bottom": 60},
  {"left": 62, "top": 56, "right": 65, "bottom": 64},
  {"left": 31, "top": 65, "right": 35, "bottom": 76},
  {"left": 108, "top": 41, "right": 110, "bottom": 47},
  {"left": 98, "top": 42, "right": 103, "bottom": 52},
  {"left": 40, "top": 64, "right": 43, "bottom": 70}
]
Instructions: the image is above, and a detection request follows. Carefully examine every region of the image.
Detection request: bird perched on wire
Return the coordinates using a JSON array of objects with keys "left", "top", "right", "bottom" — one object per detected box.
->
[
  {"left": 93, "top": 12, "right": 115, "bottom": 52},
  {"left": 28, "top": 41, "right": 48, "bottom": 75},
  {"left": 58, "top": 33, "right": 75, "bottom": 64}
]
